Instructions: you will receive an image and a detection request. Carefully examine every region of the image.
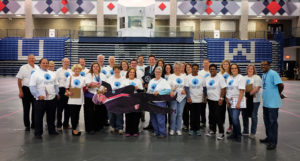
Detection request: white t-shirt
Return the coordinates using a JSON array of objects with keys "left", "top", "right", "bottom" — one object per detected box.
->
[
  {"left": 137, "top": 64, "right": 146, "bottom": 73},
  {"left": 65, "top": 75, "right": 85, "bottom": 105},
  {"left": 123, "top": 78, "right": 143, "bottom": 93},
  {"left": 198, "top": 69, "right": 210, "bottom": 79},
  {"left": 205, "top": 74, "right": 227, "bottom": 101},
  {"left": 147, "top": 78, "right": 171, "bottom": 94},
  {"left": 79, "top": 68, "right": 89, "bottom": 77},
  {"left": 218, "top": 72, "right": 230, "bottom": 83},
  {"left": 168, "top": 73, "right": 186, "bottom": 91},
  {"left": 56, "top": 67, "right": 72, "bottom": 87},
  {"left": 121, "top": 70, "right": 127, "bottom": 78},
  {"left": 29, "top": 69, "right": 57, "bottom": 100},
  {"left": 164, "top": 74, "right": 171, "bottom": 81},
  {"left": 16, "top": 64, "right": 40, "bottom": 87},
  {"left": 85, "top": 73, "right": 107, "bottom": 94},
  {"left": 136, "top": 69, "right": 144, "bottom": 83},
  {"left": 244, "top": 75, "right": 262, "bottom": 103},
  {"left": 226, "top": 74, "right": 246, "bottom": 99},
  {"left": 108, "top": 76, "right": 125, "bottom": 90},
  {"left": 102, "top": 66, "right": 114, "bottom": 79},
  {"left": 185, "top": 74, "right": 206, "bottom": 103}
]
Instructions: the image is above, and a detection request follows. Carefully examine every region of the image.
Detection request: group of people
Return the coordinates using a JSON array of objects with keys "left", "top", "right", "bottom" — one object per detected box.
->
[{"left": 16, "top": 54, "right": 284, "bottom": 150}]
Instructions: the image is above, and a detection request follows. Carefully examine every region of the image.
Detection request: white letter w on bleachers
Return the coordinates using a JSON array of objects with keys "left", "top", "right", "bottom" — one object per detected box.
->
[
  {"left": 224, "top": 41, "right": 255, "bottom": 63},
  {"left": 18, "top": 40, "right": 44, "bottom": 60}
]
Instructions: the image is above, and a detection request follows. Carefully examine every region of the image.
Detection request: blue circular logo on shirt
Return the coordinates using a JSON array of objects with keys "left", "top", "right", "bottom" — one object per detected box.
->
[
  {"left": 166, "top": 77, "right": 168, "bottom": 81},
  {"left": 246, "top": 79, "right": 250, "bottom": 85},
  {"left": 151, "top": 83, "right": 157, "bottom": 90},
  {"left": 110, "top": 70, "right": 114, "bottom": 75},
  {"left": 114, "top": 81, "right": 121, "bottom": 87},
  {"left": 209, "top": 80, "right": 215, "bottom": 87},
  {"left": 192, "top": 78, "right": 199, "bottom": 85},
  {"left": 223, "top": 74, "right": 229, "bottom": 80},
  {"left": 94, "top": 76, "right": 101, "bottom": 82},
  {"left": 73, "top": 79, "right": 80, "bottom": 87},
  {"left": 44, "top": 73, "right": 51, "bottom": 81},
  {"left": 228, "top": 80, "right": 234, "bottom": 86},
  {"left": 204, "top": 73, "right": 210, "bottom": 78},
  {"left": 176, "top": 78, "right": 183, "bottom": 84},
  {"left": 102, "top": 70, "right": 107, "bottom": 75},
  {"left": 80, "top": 71, "right": 85, "bottom": 77},
  {"left": 31, "top": 70, "right": 35, "bottom": 75},
  {"left": 64, "top": 72, "right": 70, "bottom": 78},
  {"left": 130, "top": 82, "right": 136, "bottom": 86}
]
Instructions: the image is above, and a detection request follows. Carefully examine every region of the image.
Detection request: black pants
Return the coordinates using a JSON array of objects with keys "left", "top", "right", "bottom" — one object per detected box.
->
[
  {"left": 125, "top": 112, "right": 141, "bottom": 134},
  {"left": 183, "top": 102, "right": 191, "bottom": 128},
  {"left": 190, "top": 103, "right": 201, "bottom": 131},
  {"left": 84, "top": 97, "right": 107, "bottom": 132},
  {"left": 208, "top": 100, "right": 224, "bottom": 134},
  {"left": 57, "top": 87, "right": 70, "bottom": 128},
  {"left": 34, "top": 99, "right": 56, "bottom": 136},
  {"left": 200, "top": 103, "right": 206, "bottom": 124},
  {"left": 220, "top": 99, "right": 227, "bottom": 124},
  {"left": 69, "top": 105, "right": 81, "bottom": 130},
  {"left": 263, "top": 107, "right": 279, "bottom": 145},
  {"left": 21, "top": 86, "right": 35, "bottom": 128}
]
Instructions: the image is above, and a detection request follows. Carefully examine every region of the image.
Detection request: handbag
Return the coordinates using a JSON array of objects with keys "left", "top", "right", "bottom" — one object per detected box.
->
[{"left": 64, "top": 76, "right": 81, "bottom": 98}]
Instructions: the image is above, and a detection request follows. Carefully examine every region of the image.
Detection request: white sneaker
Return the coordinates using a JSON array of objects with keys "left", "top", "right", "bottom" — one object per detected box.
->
[
  {"left": 169, "top": 130, "right": 175, "bottom": 136},
  {"left": 118, "top": 130, "right": 123, "bottom": 135},
  {"left": 217, "top": 134, "right": 225, "bottom": 140},
  {"left": 249, "top": 134, "right": 256, "bottom": 139},
  {"left": 206, "top": 131, "right": 215, "bottom": 137},
  {"left": 176, "top": 130, "right": 182, "bottom": 136},
  {"left": 110, "top": 127, "right": 115, "bottom": 133}
]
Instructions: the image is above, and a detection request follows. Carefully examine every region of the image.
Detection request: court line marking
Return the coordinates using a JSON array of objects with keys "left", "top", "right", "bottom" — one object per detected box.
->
[
  {"left": 0, "top": 97, "right": 18, "bottom": 104},
  {"left": 0, "top": 109, "right": 22, "bottom": 119},
  {"left": 279, "top": 109, "right": 300, "bottom": 118}
]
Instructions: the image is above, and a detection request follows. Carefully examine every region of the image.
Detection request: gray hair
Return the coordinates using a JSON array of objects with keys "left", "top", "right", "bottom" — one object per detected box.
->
[
  {"left": 173, "top": 61, "right": 182, "bottom": 69},
  {"left": 155, "top": 66, "right": 163, "bottom": 72},
  {"left": 62, "top": 57, "right": 70, "bottom": 62},
  {"left": 97, "top": 54, "right": 105, "bottom": 59}
]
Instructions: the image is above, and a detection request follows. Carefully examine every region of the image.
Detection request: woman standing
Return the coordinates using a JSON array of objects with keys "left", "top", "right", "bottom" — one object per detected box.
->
[
  {"left": 163, "top": 64, "right": 173, "bottom": 81},
  {"left": 84, "top": 62, "right": 107, "bottom": 134},
  {"left": 205, "top": 64, "right": 226, "bottom": 140},
  {"left": 183, "top": 63, "right": 192, "bottom": 131},
  {"left": 120, "top": 60, "right": 129, "bottom": 78},
  {"left": 185, "top": 64, "right": 206, "bottom": 136},
  {"left": 154, "top": 59, "right": 165, "bottom": 78},
  {"left": 219, "top": 60, "right": 233, "bottom": 134},
  {"left": 65, "top": 64, "right": 85, "bottom": 136},
  {"left": 243, "top": 64, "right": 262, "bottom": 138},
  {"left": 147, "top": 66, "right": 171, "bottom": 138},
  {"left": 123, "top": 68, "right": 144, "bottom": 137},
  {"left": 226, "top": 64, "right": 246, "bottom": 142},
  {"left": 108, "top": 65, "right": 125, "bottom": 135},
  {"left": 168, "top": 62, "right": 186, "bottom": 136}
]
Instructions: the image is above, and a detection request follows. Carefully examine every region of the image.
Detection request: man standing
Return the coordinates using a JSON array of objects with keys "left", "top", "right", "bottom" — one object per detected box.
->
[
  {"left": 198, "top": 58, "right": 210, "bottom": 79},
  {"left": 79, "top": 58, "right": 89, "bottom": 77},
  {"left": 29, "top": 58, "right": 59, "bottom": 139},
  {"left": 130, "top": 59, "right": 144, "bottom": 82},
  {"left": 55, "top": 58, "right": 72, "bottom": 131},
  {"left": 102, "top": 56, "right": 115, "bottom": 79},
  {"left": 260, "top": 61, "right": 284, "bottom": 150},
  {"left": 143, "top": 55, "right": 156, "bottom": 89},
  {"left": 97, "top": 54, "right": 105, "bottom": 69},
  {"left": 16, "top": 54, "right": 40, "bottom": 131},
  {"left": 137, "top": 55, "right": 147, "bottom": 74}
]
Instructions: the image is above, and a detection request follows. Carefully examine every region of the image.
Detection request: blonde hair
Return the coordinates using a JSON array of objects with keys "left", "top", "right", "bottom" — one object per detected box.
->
[
  {"left": 246, "top": 64, "right": 257, "bottom": 75},
  {"left": 71, "top": 64, "right": 83, "bottom": 72},
  {"left": 49, "top": 61, "right": 55, "bottom": 66},
  {"left": 220, "top": 60, "right": 231, "bottom": 74}
]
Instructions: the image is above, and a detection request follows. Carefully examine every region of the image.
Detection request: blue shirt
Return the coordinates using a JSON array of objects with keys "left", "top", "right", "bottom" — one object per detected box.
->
[{"left": 262, "top": 69, "right": 282, "bottom": 108}]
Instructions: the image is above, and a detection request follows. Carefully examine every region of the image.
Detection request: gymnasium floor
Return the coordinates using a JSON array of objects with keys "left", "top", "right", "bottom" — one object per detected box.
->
[{"left": 0, "top": 76, "right": 299, "bottom": 161}]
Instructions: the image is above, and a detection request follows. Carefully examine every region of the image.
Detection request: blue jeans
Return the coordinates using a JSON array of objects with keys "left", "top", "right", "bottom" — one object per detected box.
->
[
  {"left": 231, "top": 109, "right": 241, "bottom": 138},
  {"left": 242, "top": 102, "right": 260, "bottom": 134},
  {"left": 170, "top": 99, "right": 186, "bottom": 131},
  {"left": 109, "top": 112, "right": 123, "bottom": 130},
  {"left": 263, "top": 107, "right": 278, "bottom": 145},
  {"left": 150, "top": 102, "right": 167, "bottom": 137}
]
